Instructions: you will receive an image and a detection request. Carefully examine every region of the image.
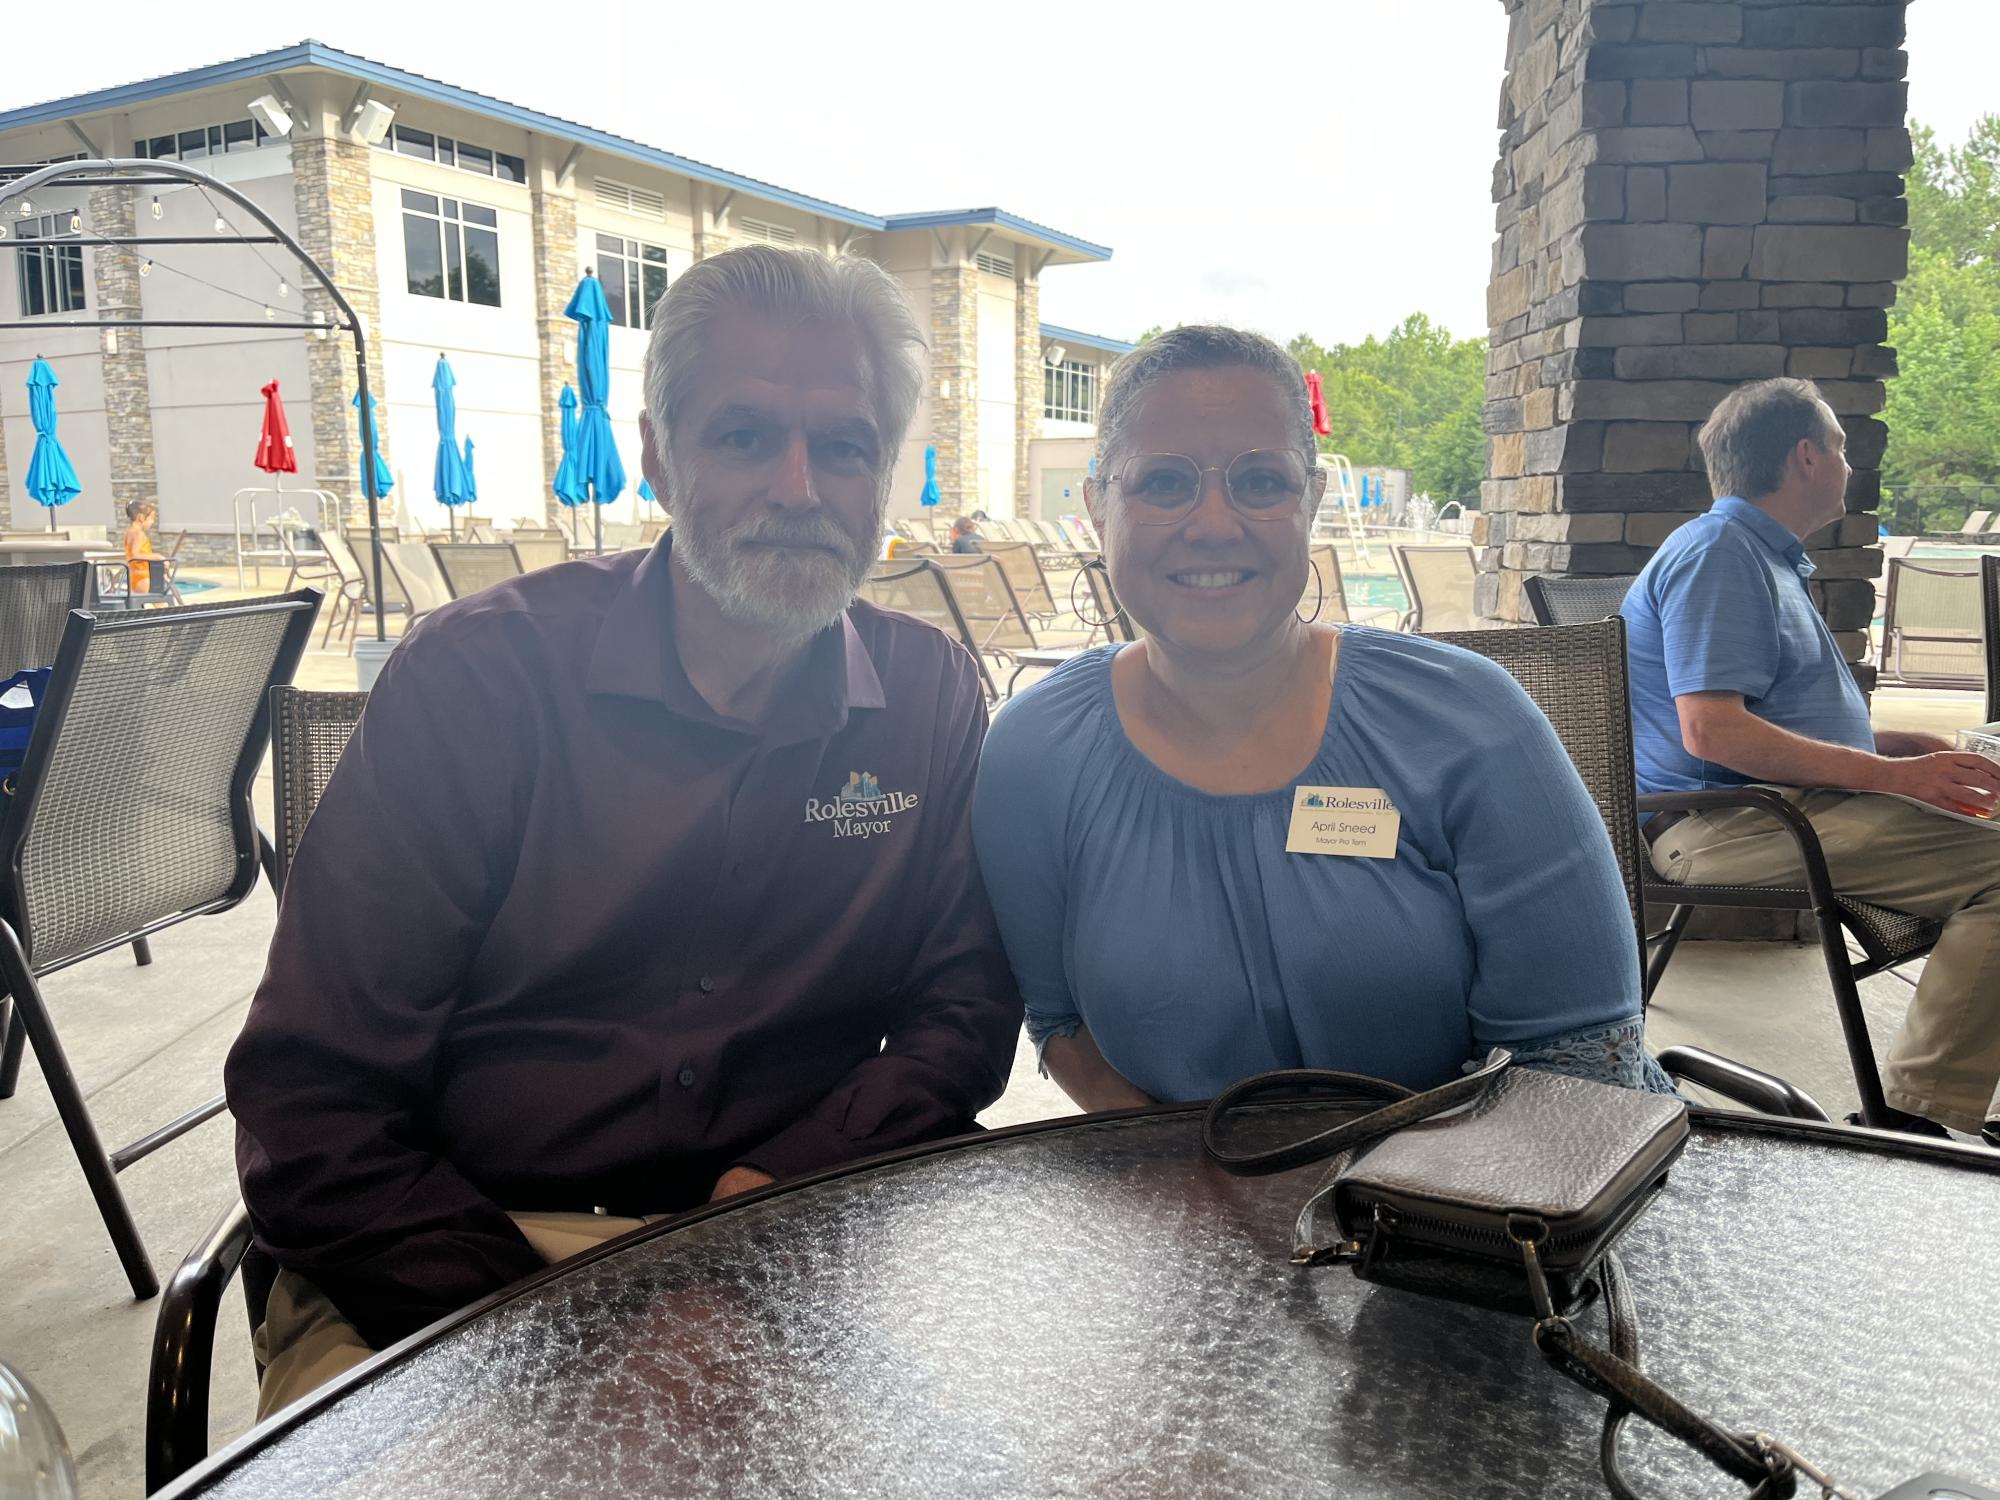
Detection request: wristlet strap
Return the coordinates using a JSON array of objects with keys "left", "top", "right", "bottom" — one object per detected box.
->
[{"left": 1201, "top": 1048, "right": 1512, "bottom": 1176}]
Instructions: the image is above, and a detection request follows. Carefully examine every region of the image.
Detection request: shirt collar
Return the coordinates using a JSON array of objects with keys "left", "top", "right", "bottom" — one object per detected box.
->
[
  {"left": 1710, "top": 495, "right": 1814, "bottom": 578},
  {"left": 586, "top": 535, "right": 886, "bottom": 741}
]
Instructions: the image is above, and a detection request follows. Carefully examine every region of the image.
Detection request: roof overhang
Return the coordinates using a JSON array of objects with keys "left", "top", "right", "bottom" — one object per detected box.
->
[
  {"left": 879, "top": 209, "right": 1111, "bottom": 266},
  {"left": 1038, "top": 323, "right": 1135, "bottom": 357}
]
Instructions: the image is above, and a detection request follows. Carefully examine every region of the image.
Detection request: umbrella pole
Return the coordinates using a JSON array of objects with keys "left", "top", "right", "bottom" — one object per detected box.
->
[
  {"left": 594, "top": 499, "right": 603, "bottom": 555},
  {"left": 355, "top": 345, "right": 388, "bottom": 643},
  {"left": 48, "top": 505, "right": 56, "bottom": 532}
]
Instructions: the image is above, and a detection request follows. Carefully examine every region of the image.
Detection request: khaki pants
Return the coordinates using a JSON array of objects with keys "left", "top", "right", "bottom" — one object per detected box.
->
[
  {"left": 1650, "top": 787, "right": 2000, "bottom": 1133},
  {"left": 253, "top": 1210, "right": 661, "bottom": 1420}
]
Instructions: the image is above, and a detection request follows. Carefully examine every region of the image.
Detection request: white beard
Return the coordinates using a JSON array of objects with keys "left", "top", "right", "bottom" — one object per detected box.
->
[{"left": 671, "top": 466, "right": 883, "bottom": 640}]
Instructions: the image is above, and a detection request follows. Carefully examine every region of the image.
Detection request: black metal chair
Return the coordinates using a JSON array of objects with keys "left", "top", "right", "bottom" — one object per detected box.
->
[
  {"left": 0, "top": 591, "right": 319, "bottom": 1301},
  {"left": 1432, "top": 619, "right": 1829, "bottom": 1123},
  {"left": 1516, "top": 574, "right": 1938, "bottom": 1126},
  {"left": 1522, "top": 572, "right": 1637, "bottom": 627},
  {"left": 0, "top": 561, "right": 89, "bottom": 677},
  {"left": 1982, "top": 554, "right": 1999, "bottom": 724},
  {"left": 149, "top": 684, "right": 369, "bottom": 1493}
]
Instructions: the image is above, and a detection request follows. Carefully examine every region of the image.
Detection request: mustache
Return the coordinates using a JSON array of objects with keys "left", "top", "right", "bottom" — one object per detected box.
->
[{"left": 728, "top": 511, "right": 859, "bottom": 556}]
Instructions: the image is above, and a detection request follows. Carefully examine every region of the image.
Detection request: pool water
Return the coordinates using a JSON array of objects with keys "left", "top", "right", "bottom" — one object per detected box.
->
[
  {"left": 1343, "top": 574, "right": 1408, "bottom": 615},
  {"left": 176, "top": 578, "right": 218, "bottom": 596}
]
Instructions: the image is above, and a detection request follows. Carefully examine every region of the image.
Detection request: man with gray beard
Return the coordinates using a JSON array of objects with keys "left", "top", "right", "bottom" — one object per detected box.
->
[{"left": 227, "top": 246, "right": 1022, "bottom": 1414}]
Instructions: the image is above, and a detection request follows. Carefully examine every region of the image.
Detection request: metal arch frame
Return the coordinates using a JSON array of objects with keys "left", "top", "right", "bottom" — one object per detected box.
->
[{"left": 0, "top": 157, "right": 392, "bottom": 640}]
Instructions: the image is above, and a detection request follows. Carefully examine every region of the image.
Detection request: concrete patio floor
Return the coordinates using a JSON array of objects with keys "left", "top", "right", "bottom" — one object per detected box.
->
[{"left": 0, "top": 623, "right": 1989, "bottom": 1497}]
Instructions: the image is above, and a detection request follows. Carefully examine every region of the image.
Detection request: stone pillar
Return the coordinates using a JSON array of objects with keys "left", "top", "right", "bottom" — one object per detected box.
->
[
  {"left": 1013, "top": 270, "right": 1041, "bottom": 516},
  {"left": 1481, "top": 0, "right": 1909, "bottom": 675},
  {"left": 291, "top": 133, "right": 388, "bottom": 527},
  {"left": 0, "top": 410, "right": 11, "bottom": 529},
  {"left": 90, "top": 186, "right": 159, "bottom": 526},
  {"left": 928, "top": 245, "right": 979, "bottom": 511},
  {"left": 530, "top": 186, "right": 579, "bottom": 523}
]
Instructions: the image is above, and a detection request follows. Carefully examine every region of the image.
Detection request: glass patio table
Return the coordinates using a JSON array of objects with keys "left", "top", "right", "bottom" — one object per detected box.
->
[{"left": 158, "top": 1107, "right": 2000, "bottom": 1499}]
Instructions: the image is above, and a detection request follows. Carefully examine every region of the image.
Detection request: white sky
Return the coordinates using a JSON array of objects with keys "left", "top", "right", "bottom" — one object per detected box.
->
[{"left": 3, "top": 0, "right": 1994, "bottom": 349}]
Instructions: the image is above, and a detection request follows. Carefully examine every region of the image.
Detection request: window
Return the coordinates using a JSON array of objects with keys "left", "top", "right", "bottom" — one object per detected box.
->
[
  {"left": 402, "top": 189, "right": 501, "bottom": 306},
  {"left": 736, "top": 217, "right": 797, "bottom": 245},
  {"left": 133, "top": 119, "right": 270, "bottom": 159},
  {"left": 975, "top": 252, "right": 1015, "bottom": 278},
  {"left": 16, "top": 214, "right": 85, "bottom": 317},
  {"left": 594, "top": 234, "right": 669, "bottom": 329},
  {"left": 594, "top": 178, "right": 666, "bottom": 218},
  {"left": 378, "top": 125, "right": 525, "bottom": 184},
  {"left": 1043, "top": 359, "right": 1099, "bottom": 423}
]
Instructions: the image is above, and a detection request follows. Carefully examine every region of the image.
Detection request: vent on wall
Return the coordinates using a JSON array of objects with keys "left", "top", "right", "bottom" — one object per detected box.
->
[
  {"left": 737, "top": 217, "right": 799, "bottom": 245},
  {"left": 975, "top": 252, "right": 1015, "bottom": 278},
  {"left": 595, "top": 178, "right": 666, "bottom": 218}
]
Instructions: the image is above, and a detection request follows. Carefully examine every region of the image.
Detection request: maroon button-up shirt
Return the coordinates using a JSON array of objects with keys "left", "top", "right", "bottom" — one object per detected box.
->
[{"left": 227, "top": 542, "right": 1022, "bottom": 1347}]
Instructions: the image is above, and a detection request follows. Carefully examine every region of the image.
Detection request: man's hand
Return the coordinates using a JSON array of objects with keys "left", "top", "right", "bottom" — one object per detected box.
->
[
  {"left": 708, "top": 1166, "right": 775, "bottom": 1202},
  {"left": 1870, "top": 751, "right": 2000, "bottom": 816},
  {"left": 1875, "top": 729, "right": 1955, "bottom": 757}
]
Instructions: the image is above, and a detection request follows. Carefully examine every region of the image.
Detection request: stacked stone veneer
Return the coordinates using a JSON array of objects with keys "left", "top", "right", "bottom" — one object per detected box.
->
[
  {"left": 1013, "top": 273, "right": 1042, "bottom": 513},
  {"left": 291, "top": 135, "right": 389, "bottom": 528},
  {"left": 928, "top": 260, "right": 980, "bottom": 510},
  {"left": 531, "top": 188, "right": 580, "bottom": 525},
  {"left": 90, "top": 185, "right": 160, "bottom": 524},
  {"left": 1481, "top": 0, "right": 1910, "bottom": 673}
]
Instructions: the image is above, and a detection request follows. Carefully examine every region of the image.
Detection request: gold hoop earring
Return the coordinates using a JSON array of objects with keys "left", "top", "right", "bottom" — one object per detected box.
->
[
  {"left": 1071, "top": 558, "right": 1124, "bottom": 630},
  {"left": 1296, "top": 557, "right": 1324, "bottom": 625}
]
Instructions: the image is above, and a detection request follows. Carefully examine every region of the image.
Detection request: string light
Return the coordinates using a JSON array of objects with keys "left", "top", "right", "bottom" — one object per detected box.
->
[
  {"left": 264, "top": 306, "right": 276, "bottom": 321},
  {"left": 277, "top": 278, "right": 289, "bottom": 298},
  {"left": 213, "top": 214, "right": 227, "bottom": 233},
  {"left": 150, "top": 195, "right": 162, "bottom": 220},
  {"left": 68, "top": 212, "right": 81, "bottom": 233},
  {"left": 17, "top": 199, "right": 32, "bottom": 216},
  {"left": 139, "top": 259, "right": 152, "bottom": 277}
]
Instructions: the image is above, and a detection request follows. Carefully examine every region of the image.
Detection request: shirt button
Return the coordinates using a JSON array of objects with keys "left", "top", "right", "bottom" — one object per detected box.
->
[
  {"left": 698, "top": 975, "right": 715, "bottom": 994},
  {"left": 677, "top": 1066, "right": 696, "bottom": 1088}
]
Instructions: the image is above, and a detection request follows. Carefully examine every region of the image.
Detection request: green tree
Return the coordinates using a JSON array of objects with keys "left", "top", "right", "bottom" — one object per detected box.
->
[
  {"left": 1882, "top": 117, "right": 2000, "bottom": 531},
  {"left": 1288, "top": 314, "right": 1487, "bottom": 502}
]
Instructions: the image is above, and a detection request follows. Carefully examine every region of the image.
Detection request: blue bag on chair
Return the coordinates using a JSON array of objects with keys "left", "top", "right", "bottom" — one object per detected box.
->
[{"left": 0, "top": 668, "right": 52, "bottom": 780}]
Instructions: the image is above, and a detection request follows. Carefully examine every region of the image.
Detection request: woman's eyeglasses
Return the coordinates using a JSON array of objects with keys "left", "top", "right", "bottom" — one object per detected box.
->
[{"left": 1103, "top": 450, "right": 1324, "bottom": 526}]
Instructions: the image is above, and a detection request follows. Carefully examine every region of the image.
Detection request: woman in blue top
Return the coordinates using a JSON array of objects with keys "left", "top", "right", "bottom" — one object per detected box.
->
[{"left": 971, "top": 326, "right": 1672, "bottom": 1109}]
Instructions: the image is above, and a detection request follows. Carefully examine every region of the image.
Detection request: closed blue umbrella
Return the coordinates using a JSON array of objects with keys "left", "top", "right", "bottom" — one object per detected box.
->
[
  {"left": 562, "top": 270, "right": 626, "bottom": 552},
  {"left": 638, "top": 477, "right": 656, "bottom": 505},
  {"left": 463, "top": 437, "right": 478, "bottom": 504},
  {"left": 431, "top": 355, "right": 474, "bottom": 536},
  {"left": 352, "top": 390, "right": 394, "bottom": 499},
  {"left": 919, "top": 444, "right": 941, "bottom": 508},
  {"left": 24, "top": 359, "right": 81, "bottom": 529},
  {"left": 553, "top": 383, "right": 586, "bottom": 544}
]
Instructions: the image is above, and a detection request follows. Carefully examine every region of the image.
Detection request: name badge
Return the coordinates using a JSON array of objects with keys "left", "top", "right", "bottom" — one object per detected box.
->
[{"left": 1286, "top": 786, "right": 1401, "bottom": 859}]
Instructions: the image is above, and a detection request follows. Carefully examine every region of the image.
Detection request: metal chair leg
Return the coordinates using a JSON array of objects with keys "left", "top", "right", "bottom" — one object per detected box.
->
[
  {"left": 133, "top": 936, "right": 154, "bottom": 967},
  {"left": 1642, "top": 904, "right": 1695, "bottom": 1001},
  {"left": 1810, "top": 903, "right": 1890, "bottom": 1127},
  {"left": 0, "top": 997, "right": 23, "bottom": 1098},
  {"left": 0, "top": 920, "right": 159, "bottom": 1298}
]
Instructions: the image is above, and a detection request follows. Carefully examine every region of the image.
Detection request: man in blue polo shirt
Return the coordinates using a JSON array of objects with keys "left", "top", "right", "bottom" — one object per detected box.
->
[{"left": 1623, "top": 377, "right": 2000, "bottom": 1142}]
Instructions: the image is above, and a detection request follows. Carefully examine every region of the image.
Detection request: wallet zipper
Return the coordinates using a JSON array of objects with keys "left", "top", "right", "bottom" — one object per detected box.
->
[{"left": 1341, "top": 1167, "right": 1673, "bottom": 1271}]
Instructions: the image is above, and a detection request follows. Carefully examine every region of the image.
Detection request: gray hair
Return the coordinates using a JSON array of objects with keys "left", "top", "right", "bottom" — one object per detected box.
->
[
  {"left": 642, "top": 244, "right": 925, "bottom": 487},
  {"left": 1094, "top": 325, "right": 1316, "bottom": 473},
  {"left": 1696, "top": 377, "right": 1841, "bottom": 502}
]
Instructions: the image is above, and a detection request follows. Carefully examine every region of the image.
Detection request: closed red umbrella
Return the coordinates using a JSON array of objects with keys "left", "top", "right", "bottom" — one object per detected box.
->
[
  {"left": 1305, "top": 370, "right": 1331, "bottom": 437},
  {"left": 255, "top": 379, "right": 298, "bottom": 476}
]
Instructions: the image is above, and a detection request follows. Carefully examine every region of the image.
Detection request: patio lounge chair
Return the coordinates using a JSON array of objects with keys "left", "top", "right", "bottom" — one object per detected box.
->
[
  {"left": 1392, "top": 544, "right": 1479, "bottom": 633},
  {"left": 380, "top": 541, "right": 455, "bottom": 630},
  {"left": 0, "top": 561, "right": 89, "bottom": 676},
  {"left": 0, "top": 591, "right": 319, "bottom": 1299},
  {"left": 430, "top": 541, "right": 524, "bottom": 599},
  {"left": 1308, "top": 544, "right": 1398, "bottom": 628},
  {"left": 510, "top": 537, "right": 571, "bottom": 572},
  {"left": 1522, "top": 572, "right": 1637, "bottom": 626},
  {"left": 982, "top": 540, "right": 1061, "bottom": 624},
  {"left": 927, "top": 555, "right": 1083, "bottom": 696},
  {"left": 1956, "top": 509, "right": 1993, "bottom": 536},
  {"left": 1880, "top": 556, "right": 1983, "bottom": 688},
  {"left": 147, "top": 684, "right": 369, "bottom": 1491},
  {"left": 862, "top": 560, "right": 998, "bottom": 700}
]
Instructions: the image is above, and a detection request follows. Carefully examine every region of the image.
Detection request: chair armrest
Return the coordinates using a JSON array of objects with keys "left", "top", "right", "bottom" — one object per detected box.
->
[
  {"left": 1656, "top": 1044, "right": 1831, "bottom": 1122},
  {"left": 146, "top": 1196, "right": 256, "bottom": 1493},
  {"left": 1635, "top": 785, "right": 1839, "bottom": 901}
]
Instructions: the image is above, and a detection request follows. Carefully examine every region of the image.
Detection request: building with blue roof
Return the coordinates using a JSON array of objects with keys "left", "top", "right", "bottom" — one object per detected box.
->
[{"left": 0, "top": 42, "right": 1133, "bottom": 540}]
